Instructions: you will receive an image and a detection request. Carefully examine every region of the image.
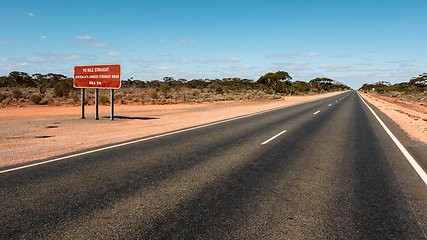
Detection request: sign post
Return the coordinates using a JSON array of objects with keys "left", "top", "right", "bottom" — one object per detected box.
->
[
  {"left": 81, "top": 88, "right": 85, "bottom": 119},
  {"left": 74, "top": 64, "right": 121, "bottom": 120},
  {"left": 110, "top": 89, "right": 114, "bottom": 121}
]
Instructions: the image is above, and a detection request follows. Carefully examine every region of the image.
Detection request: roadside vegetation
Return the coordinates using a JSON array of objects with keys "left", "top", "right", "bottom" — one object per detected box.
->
[
  {"left": 359, "top": 73, "right": 427, "bottom": 102},
  {"left": 0, "top": 70, "right": 350, "bottom": 107}
]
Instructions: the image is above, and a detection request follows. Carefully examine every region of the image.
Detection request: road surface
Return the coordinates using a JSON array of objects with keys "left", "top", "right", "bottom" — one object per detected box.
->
[{"left": 1, "top": 91, "right": 427, "bottom": 239}]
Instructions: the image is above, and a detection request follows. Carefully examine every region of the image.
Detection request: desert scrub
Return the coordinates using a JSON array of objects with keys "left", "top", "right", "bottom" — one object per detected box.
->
[
  {"left": 29, "top": 94, "right": 42, "bottom": 104},
  {"left": 150, "top": 90, "right": 159, "bottom": 99},
  {"left": 10, "top": 87, "right": 23, "bottom": 101},
  {"left": 99, "top": 95, "right": 109, "bottom": 104}
]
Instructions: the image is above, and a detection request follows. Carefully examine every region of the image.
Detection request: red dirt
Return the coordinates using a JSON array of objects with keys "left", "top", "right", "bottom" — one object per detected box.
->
[{"left": 360, "top": 92, "right": 427, "bottom": 144}]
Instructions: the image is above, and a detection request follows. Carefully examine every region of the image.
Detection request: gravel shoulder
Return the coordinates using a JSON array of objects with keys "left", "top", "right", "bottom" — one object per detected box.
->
[{"left": 360, "top": 92, "right": 427, "bottom": 144}]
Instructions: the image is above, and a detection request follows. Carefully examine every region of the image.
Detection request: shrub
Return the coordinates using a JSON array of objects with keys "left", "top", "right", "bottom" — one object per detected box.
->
[
  {"left": 159, "top": 83, "right": 171, "bottom": 94},
  {"left": 30, "top": 94, "right": 42, "bottom": 104},
  {"left": 10, "top": 87, "right": 23, "bottom": 101},
  {"left": 150, "top": 90, "right": 158, "bottom": 99},
  {"left": 54, "top": 79, "right": 73, "bottom": 97},
  {"left": 99, "top": 95, "right": 109, "bottom": 104}
]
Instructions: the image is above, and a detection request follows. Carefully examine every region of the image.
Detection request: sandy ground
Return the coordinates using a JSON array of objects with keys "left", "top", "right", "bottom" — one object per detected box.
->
[
  {"left": 360, "top": 92, "right": 427, "bottom": 144},
  {"left": 1, "top": 91, "right": 425, "bottom": 168}
]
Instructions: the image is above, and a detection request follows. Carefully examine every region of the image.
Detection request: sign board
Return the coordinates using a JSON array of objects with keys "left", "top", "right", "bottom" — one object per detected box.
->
[{"left": 74, "top": 64, "right": 121, "bottom": 89}]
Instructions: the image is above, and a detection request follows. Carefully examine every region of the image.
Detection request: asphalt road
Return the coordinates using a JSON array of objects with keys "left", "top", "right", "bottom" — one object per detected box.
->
[{"left": 1, "top": 91, "right": 427, "bottom": 239}]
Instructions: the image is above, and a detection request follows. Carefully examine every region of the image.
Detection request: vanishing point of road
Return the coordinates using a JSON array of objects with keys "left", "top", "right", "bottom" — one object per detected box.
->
[{"left": 1, "top": 91, "right": 427, "bottom": 239}]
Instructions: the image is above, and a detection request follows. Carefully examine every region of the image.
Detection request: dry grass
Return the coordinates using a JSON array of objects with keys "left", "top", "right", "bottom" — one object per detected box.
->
[{"left": 0, "top": 87, "right": 285, "bottom": 107}]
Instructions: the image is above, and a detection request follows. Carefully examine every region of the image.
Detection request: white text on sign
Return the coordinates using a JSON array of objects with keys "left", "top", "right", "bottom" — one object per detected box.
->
[{"left": 82, "top": 67, "right": 110, "bottom": 73}]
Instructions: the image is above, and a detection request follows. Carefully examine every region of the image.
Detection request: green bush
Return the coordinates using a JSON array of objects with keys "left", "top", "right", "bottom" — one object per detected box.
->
[
  {"left": 159, "top": 83, "right": 171, "bottom": 94},
  {"left": 30, "top": 94, "right": 42, "bottom": 104},
  {"left": 54, "top": 78, "right": 73, "bottom": 97},
  {"left": 99, "top": 95, "right": 109, "bottom": 104}
]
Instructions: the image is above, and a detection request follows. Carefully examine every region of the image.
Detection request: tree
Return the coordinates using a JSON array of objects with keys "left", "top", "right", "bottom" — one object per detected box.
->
[
  {"left": 257, "top": 71, "right": 292, "bottom": 93},
  {"left": 408, "top": 73, "right": 427, "bottom": 92},
  {"left": 32, "top": 73, "right": 66, "bottom": 96},
  {"left": 8, "top": 71, "right": 33, "bottom": 87}
]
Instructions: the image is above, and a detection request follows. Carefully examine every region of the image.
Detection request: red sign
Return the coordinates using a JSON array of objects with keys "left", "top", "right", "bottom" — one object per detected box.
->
[{"left": 74, "top": 64, "right": 121, "bottom": 89}]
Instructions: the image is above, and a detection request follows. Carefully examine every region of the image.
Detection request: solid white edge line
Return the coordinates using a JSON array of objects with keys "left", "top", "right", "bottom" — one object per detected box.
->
[
  {"left": 261, "top": 130, "right": 287, "bottom": 145},
  {"left": 1, "top": 102, "right": 303, "bottom": 174},
  {"left": 358, "top": 92, "right": 427, "bottom": 186}
]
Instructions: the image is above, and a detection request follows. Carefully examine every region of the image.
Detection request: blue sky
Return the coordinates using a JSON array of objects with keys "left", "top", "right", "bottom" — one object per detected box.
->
[{"left": 1, "top": 0, "right": 426, "bottom": 89}]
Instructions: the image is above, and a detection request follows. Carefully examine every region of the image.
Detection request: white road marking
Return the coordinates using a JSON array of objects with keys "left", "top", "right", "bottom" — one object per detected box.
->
[
  {"left": 314, "top": 110, "right": 320, "bottom": 115},
  {"left": 358, "top": 92, "right": 427, "bottom": 186},
  {"left": 261, "top": 130, "right": 287, "bottom": 145},
  {"left": 328, "top": 104, "right": 332, "bottom": 107}
]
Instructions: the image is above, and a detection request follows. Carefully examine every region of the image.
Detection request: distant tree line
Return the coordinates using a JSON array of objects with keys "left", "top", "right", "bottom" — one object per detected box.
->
[
  {"left": 359, "top": 73, "right": 427, "bottom": 95},
  {"left": 1, "top": 70, "right": 350, "bottom": 96}
]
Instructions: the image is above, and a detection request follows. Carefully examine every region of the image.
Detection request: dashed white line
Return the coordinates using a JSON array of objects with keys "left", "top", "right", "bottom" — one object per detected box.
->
[
  {"left": 261, "top": 130, "right": 287, "bottom": 145},
  {"left": 314, "top": 110, "right": 320, "bottom": 115},
  {"left": 328, "top": 104, "right": 332, "bottom": 107},
  {"left": 358, "top": 92, "right": 427, "bottom": 186}
]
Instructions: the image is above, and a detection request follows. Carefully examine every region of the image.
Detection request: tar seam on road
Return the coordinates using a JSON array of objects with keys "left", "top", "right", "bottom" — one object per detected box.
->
[
  {"left": 1, "top": 102, "right": 307, "bottom": 174},
  {"left": 358, "top": 92, "right": 427, "bottom": 186},
  {"left": 261, "top": 130, "right": 287, "bottom": 145}
]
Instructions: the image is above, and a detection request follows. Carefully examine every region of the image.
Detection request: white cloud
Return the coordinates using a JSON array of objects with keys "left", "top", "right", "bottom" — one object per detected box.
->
[
  {"left": 333, "top": 54, "right": 348, "bottom": 58},
  {"left": 305, "top": 52, "right": 318, "bottom": 57},
  {"left": 171, "top": 59, "right": 189, "bottom": 64},
  {"left": 158, "top": 39, "right": 166, "bottom": 43},
  {"left": 77, "top": 40, "right": 110, "bottom": 48},
  {"left": 174, "top": 39, "right": 187, "bottom": 45},
  {"left": 75, "top": 35, "right": 92, "bottom": 40},
  {"left": 278, "top": 62, "right": 310, "bottom": 71},
  {"left": 399, "top": 63, "right": 414, "bottom": 68},
  {"left": 355, "top": 67, "right": 390, "bottom": 72},
  {"left": 319, "top": 64, "right": 350, "bottom": 72},
  {"left": 158, "top": 53, "right": 174, "bottom": 57},
  {"left": 130, "top": 58, "right": 163, "bottom": 64},
  {"left": 196, "top": 58, "right": 241, "bottom": 63},
  {"left": 265, "top": 52, "right": 298, "bottom": 58},
  {"left": 0, "top": 61, "right": 38, "bottom": 70},
  {"left": 173, "top": 39, "right": 196, "bottom": 45},
  {"left": 39, "top": 36, "right": 46, "bottom": 40},
  {"left": 156, "top": 66, "right": 171, "bottom": 70},
  {"left": 288, "top": 62, "right": 309, "bottom": 66},
  {"left": 0, "top": 41, "right": 12, "bottom": 45},
  {"left": 354, "top": 63, "right": 374, "bottom": 66},
  {"left": 225, "top": 65, "right": 257, "bottom": 71},
  {"left": 38, "top": 52, "right": 97, "bottom": 63},
  {"left": 0, "top": 58, "right": 12, "bottom": 61},
  {"left": 25, "top": 57, "right": 46, "bottom": 62},
  {"left": 104, "top": 52, "right": 126, "bottom": 57},
  {"left": 26, "top": 13, "right": 34, "bottom": 17}
]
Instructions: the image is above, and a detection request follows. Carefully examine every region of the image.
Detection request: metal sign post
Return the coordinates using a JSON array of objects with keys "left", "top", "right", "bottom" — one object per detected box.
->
[
  {"left": 110, "top": 89, "right": 114, "bottom": 121},
  {"left": 95, "top": 89, "right": 99, "bottom": 120},
  {"left": 81, "top": 88, "right": 85, "bottom": 119}
]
